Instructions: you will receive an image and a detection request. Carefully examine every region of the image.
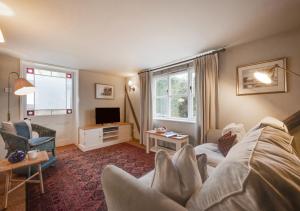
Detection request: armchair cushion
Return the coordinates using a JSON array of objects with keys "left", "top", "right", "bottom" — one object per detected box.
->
[
  {"left": 13, "top": 120, "right": 32, "bottom": 139},
  {"left": 29, "top": 137, "right": 54, "bottom": 147}
]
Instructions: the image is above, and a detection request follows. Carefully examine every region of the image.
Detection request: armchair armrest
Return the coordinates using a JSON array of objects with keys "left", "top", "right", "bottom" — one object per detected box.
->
[
  {"left": 102, "top": 165, "right": 187, "bottom": 211},
  {"left": 206, "top": 129, "right": 222, "bottom": 144},
  {"left": 0, "top": 131, "right": 29, "bottom": 156},
  {"left": 31, "top": 124, "right": 56, "bottom": 138}
]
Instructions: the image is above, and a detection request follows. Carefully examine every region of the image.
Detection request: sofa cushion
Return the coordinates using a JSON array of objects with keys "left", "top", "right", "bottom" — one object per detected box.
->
[
  {"left": 139, "top": 163, "right": 215, "bottom": 187},
  {"left": 222, "top": 123, "right": 246, "bottom": 143},
  {"left": 186, "top": 126, "right": 300, "bottom": 211},
  {"left": 151, "top": 145, "right": 202, "bottom": 205},
  {"left": 194, "top": 143, "right": 225, "bottom": 167}
]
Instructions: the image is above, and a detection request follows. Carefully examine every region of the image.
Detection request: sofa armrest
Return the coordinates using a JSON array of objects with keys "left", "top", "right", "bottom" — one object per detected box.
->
[
  {"left": 102, "top": 165, "right": 187, "bottom": 211},
  {"left": 206, "top": 129, "right": 222, "bottom": 144}
]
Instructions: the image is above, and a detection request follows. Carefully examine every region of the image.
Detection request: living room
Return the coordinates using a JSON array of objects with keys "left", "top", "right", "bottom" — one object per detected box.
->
[{"left": 0, "top": 0, "right": 300, "bottom": 210}]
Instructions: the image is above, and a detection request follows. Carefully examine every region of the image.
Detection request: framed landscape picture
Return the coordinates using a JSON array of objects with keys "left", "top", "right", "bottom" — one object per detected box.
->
[
  {"left": 236, "top": 58, "right": 287, "bottom": 95},
  {"left": 95, "top": 83, "right": 114, "bottom": 99}
]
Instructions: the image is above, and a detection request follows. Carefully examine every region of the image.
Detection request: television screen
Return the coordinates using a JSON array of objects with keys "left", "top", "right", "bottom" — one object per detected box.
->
[{"left": 95, "top": 107, "right": 120, "bottom": 124}]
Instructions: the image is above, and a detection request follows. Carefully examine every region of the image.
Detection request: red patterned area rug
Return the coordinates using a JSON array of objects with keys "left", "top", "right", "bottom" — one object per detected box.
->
[{"left": 26, "top": 143, "right": 155, "bottom": 211}]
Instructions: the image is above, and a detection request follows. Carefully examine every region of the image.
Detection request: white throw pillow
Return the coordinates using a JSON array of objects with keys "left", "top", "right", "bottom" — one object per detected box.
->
[
  {"left": 1, "top": 122, "right": 17, "bottom": 134},
  {"left": 151, "top": 145, "right": 202, "bottom": 205},
  {"left": 259, "top": 116, "right": 289, "bottom": 133},
  {"left": 222, "top": 123, "right": 246, "bottom": 143}
]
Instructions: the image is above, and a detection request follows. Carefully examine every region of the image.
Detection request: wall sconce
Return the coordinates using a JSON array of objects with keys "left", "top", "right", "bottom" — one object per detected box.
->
[{"left": 128, "top": 80, "right": 136, "bottom": 92}]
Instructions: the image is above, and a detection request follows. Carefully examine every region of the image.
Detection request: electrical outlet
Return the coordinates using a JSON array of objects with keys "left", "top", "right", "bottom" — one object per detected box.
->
[{"left": 4, "top": 88, "right": 12, "bottom": 93}]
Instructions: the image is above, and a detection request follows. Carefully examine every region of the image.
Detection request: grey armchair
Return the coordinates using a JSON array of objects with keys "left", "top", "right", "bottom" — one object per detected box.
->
[{"left": 0, "top": 121, "right": 57, "bottom": 172}]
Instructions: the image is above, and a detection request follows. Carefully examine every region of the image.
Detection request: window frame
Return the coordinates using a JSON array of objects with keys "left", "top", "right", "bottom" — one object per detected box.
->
[
  {"left": 20, "top": 61, "right": 76, "bottom": 118},
  {"left": 153, "top": 67, "right": 196, "bottom": 122}
]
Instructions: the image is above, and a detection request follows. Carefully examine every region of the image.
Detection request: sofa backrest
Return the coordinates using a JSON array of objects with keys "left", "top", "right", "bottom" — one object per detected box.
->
[{"left": 186, "top": 125, "right": 300, "bottom": 211}]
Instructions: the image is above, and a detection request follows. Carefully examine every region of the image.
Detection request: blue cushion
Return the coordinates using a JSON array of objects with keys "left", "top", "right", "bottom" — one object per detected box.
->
[
  {"left": 14, "top": 121, "right": 31, "bottom": 139},
  {"left": 29, "top": 137, "right": 54, "bottom": 146}
]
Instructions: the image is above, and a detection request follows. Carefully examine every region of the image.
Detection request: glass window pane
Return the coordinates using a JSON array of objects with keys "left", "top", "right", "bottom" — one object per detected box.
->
[
  {"left": 34, "top": 75, "right": 67, "bottom": 110},
  {"left": 52, "top": 71, "right": 66, "bottom": 78},
  {"left": 156, "top": 97, "right": 168, "bottom": 117},
  {"left": 26, "top": 93, "right": 34, "bottom": 110},
  {"left": 170, "top": 72, "right": 188, "bottom": 95},
  {"left": 155, "top": 78, "right": 168, "bottom": 96},
  {"left": 35, "top": 69, "right": 51, "bottom": 76},
  {"left": 170, "top": 96, "right": 188, "bottom": 118},
  {"left": 26, "top": 74, "right": 34, "bottom": 82},
  {"left": 52, "top": 109, "right": 67, "bottom": 115},
  {"left": 35, "top": 110, "right": 51, "bottom": 116},
  {"left": 66, "top": 78, "right": 72, "bottom": 109}
]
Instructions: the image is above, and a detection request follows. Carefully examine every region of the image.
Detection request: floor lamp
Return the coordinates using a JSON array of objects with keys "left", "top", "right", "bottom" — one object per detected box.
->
[{"left": 7, "top": 72, "right": 35, "bottom": 121}]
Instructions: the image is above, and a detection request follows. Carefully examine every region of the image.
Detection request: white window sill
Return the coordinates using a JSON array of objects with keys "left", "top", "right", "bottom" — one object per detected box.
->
[{"left": 153, "top": 117, "right": 196, "bottom": 124}]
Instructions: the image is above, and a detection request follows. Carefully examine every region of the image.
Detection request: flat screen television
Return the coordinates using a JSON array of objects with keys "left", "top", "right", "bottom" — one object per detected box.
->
[{"left": 95, "top": 107, "right": 120, "bottom": 124}]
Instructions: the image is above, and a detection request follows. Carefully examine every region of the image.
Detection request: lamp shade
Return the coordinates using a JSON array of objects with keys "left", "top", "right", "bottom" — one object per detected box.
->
[{"left": 14, "top": 78, "right": 35, "bottom": 95}]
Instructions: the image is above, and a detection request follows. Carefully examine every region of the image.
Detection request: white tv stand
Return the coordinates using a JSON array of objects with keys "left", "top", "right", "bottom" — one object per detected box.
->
[{"left": 77, "top": 122, "right": 132, "bottom": 152}]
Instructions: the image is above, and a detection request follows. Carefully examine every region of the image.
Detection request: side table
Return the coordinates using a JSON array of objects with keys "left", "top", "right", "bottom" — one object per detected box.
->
[
  {"left": 144, "top": 130, "right": 189, "bottom": 155},
  {"left": 0, "top": 151, "right": 49, "bottom": 209}
]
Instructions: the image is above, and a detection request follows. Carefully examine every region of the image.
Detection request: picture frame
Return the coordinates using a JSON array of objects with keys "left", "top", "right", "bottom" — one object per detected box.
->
[
  {"left": 95, "top": 83, "right": 114, "bottom": 99},
  {"left": 236, "top": 58, "right": 287, "bottom": 96}
]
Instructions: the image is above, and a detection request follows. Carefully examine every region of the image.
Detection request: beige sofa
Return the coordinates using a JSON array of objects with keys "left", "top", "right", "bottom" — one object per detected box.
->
[{"left": 102, "top": 120, "right": 300, "bottom": 211}]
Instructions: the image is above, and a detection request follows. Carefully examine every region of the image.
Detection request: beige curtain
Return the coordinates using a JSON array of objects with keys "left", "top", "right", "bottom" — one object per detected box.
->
[
  {"left": 194, "top": 53, "right": 219, "bottom": 145},
  {"left": 139, "top": 71, "right": 153, "bottom": 145}
]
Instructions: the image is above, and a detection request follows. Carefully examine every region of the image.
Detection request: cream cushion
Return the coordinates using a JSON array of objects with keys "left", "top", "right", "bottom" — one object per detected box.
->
[
  {"left": 222, "top": 122, "right": 246, "bottom": 143},
  {"left": 194, "top": 143, "right": 225, "bottom": 167},
  {"left": 151, "top": 145, "right": 202, "bottom": 205}
]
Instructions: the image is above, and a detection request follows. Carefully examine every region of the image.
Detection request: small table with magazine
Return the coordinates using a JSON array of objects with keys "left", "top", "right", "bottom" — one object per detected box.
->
[{"left": 144, "top": 130, "right": 189, "bottom": 155}]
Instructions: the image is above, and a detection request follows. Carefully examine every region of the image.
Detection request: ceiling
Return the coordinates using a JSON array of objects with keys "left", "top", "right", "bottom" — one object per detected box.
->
[{"left": 0, "top": 0, "right": 300, "bottom": 76}]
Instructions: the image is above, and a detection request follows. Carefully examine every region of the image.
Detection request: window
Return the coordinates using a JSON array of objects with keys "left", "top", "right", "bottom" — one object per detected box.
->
[
  {"left": 25, "top": 67, "right": 73, "bottom": 116},
  {"left": 153, "top": 67, "right": 195, "bottom": 122}
]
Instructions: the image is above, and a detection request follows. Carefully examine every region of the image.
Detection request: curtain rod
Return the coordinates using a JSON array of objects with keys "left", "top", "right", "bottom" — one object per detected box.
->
[{"left": 138, "top": 47, "right": 225, "bottom": 75}]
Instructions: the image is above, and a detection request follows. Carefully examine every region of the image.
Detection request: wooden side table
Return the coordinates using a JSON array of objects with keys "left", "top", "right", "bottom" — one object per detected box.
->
[
  {"left": 0, "top": 151, "right": 49, "bottom": 209},
  {"left": 145, "top": 130, "right": 189, "bottom": 155}
]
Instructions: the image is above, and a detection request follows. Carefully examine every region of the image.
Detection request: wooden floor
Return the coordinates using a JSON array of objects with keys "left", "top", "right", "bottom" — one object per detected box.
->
[
  {"left": 127, "top": 139, "right": 145, "bottom": 149},
  {"left": 0, "top": 139, "right": 145, "bottom": 210},
  {"left": 0, "top": 173, "right": 26, "bottom": 211}
]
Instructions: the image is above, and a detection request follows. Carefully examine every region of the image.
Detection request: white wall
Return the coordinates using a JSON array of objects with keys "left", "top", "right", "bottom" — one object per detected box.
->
[
  {"left": 79, "top": 70, "right": 126, "bottom": 127},
  {"left": 0, "top": 53, "right": 20, "bottom": 158},
  {"left": 218, "top": 27, "right": 300, "bottom": 130}
]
